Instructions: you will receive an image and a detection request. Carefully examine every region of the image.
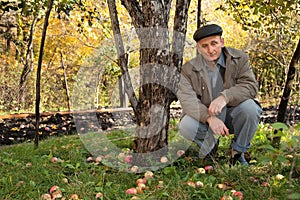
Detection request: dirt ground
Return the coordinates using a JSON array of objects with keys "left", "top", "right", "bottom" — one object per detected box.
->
[{"left": 0, "top": 106, "right": 299, "bottom": 145}]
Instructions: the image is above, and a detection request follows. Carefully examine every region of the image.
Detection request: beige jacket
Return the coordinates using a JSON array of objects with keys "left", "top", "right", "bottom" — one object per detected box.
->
[{"left": 177, "top": 47, "right": 258, "bottom": 124}]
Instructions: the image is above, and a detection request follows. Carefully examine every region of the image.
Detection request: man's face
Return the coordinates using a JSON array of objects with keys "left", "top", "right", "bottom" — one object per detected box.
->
[{"left": 196, "top": 35, "right": 224, "bottom": 63}]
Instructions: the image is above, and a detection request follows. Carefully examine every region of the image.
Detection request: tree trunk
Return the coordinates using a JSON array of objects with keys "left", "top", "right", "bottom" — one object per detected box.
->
[
  {"left": 19, "top": 15, "right": 38, "bottom": 105},
  {"left": 108, "top": 0, "right": 190, "bottom": 166},
  {"left": 60, "top": 51, "right": 71, "bottom": 111},
  {"left": 34, "top": 0, "right": 54, "bottom": 149},
  {"left": 273, "top": 38, "right": 300, "bottom": 147}
]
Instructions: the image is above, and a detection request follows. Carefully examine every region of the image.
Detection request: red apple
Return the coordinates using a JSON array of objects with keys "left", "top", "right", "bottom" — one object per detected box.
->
[
  {"left": 51, "top": 157, "right": 58, "bottom": 163},
  {"left": 124, "top": 155, "right": 133, "bottom": 164},
  {"left": 204, "top": 165, "right": 213, "bottom": 172},
  {"left": 261, "top": 181, "right": 270, "bottom": 187},
  {"left": 86, "top": 157, "right": 93, "bottom": 162},
  {"left": 126, "top": 188, "right": 137, "bottom": 195},
  {"left": 233, "top": 191, "right": 243, "bottom": 200},
  {"left": 95, "top": 192, "right": 103, "bottom": 198},
  {"left": 136, "top": 178, "right": 147, "bottom": 185}
]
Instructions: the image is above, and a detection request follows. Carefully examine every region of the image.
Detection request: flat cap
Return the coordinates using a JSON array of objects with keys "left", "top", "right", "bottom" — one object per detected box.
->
[{"left": 193, "top": 24, "right": 223, "bottom": 42}]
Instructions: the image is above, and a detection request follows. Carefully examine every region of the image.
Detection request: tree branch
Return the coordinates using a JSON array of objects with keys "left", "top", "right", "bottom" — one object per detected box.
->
[
  {"left": 107, "top": 0, "right": 139, "bottom": 112},
  {"left": 172, "top": 0, "right": 191, "bottom": 70},
  {"left": 120, "top": 0, "right": 144, "bottom": 28}
]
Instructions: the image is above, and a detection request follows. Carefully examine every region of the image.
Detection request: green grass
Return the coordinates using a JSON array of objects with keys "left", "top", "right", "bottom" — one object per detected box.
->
[{"left": 0, "top": 122, "right": 299, "bottom": 200}]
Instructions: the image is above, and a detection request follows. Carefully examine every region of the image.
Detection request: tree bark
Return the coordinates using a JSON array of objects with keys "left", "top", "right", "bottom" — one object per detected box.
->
[
  {"left": 34, "top": 0, "right": 54, "bottom": 149},
  {"left": 273, "top": 38, "right": 300, "bottom": 147}
]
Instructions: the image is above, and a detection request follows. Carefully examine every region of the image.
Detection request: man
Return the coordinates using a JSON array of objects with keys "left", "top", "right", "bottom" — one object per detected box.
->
[{"left": 177, "top": 24, "right": 262, "bottom": 165}]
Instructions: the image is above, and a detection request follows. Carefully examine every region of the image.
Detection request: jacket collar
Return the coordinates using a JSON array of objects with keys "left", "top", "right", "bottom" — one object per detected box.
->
[{"left": 222, "top": 46, "right": 241, "bottom": 59}]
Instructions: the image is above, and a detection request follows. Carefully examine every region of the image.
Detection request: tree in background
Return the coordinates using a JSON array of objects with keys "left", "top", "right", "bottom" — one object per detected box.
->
[
  {"left": 35, "top": 0, "right": 54, "bottom": 149},
  {"left": 0, "top": 0, "right": 111, "bottom": 112},
  {"left": 219, "top": 0, "right": 300, "bottom": 145}
]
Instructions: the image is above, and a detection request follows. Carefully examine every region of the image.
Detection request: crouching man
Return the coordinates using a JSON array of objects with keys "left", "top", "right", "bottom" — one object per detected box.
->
[{"left": 177, "top": 24, "right": 262, "bottom": 165}]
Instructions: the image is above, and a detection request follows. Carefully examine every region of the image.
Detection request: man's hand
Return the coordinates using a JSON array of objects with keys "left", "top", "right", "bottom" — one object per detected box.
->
[
  {"left": 207, "top": 116, "right": 229, "bottom": 137},
  {"left": 208, "top": 95, "right": 227, "bottom": 116}
]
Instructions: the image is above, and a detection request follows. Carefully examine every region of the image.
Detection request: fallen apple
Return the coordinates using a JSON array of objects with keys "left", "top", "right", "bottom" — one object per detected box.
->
[
  {"left": 220, "top": 195, "right": 233, "bottom": 200},
  {"left": 95, "top": 192, "right": 103, "bottom": 198},
  {"left": 49, "top": 185, "right": 59, "bottom": 194},
  {"left": 261, "top": 181, "right": 270, "bottom": 187},
  {"left": 86, "top": 157, "right": 93, "bottom": 162},
  {"left": 51, "top": 157, "right": 58, "bottom": 163},
  {"left": 217, "top": 183, "right": 228, "bottom": 190},
  {"left": 126, "top": 188, "right": 137, "bottom": 195},
  {"left": 144, "top": 171, "right": 154, "bottom": 180},
  {"left": 49, "top": 185, "right": 62, "bottom": 199},
  {"left": 124, "top": 155, "right": 133, "bottom": 164},
  {"left": 187, "top": 181, "right": 196, "bottom": 188},
  {"left": 136, "top": 178, "right": 147, "bottom": 185},
  {"left": 41, "top": 194, "right": 52, "bottom": 200},
  {"left": 137, "top": 183, "right": 146, "bottom": 190},
  {"left": 62, "top": 177, "right": 68, "bottom": 183},
  {"left": 69, "top": 194, "right": 79, "bottom": 200},
  {"left": 118, "top": 152, "right": 126, "bottom": 160},
  {"left": 196, "top": 181, "right": 204, "bottom": 187},
  {"left": 204, "top": 165, "right": 213, "bottom": 172},
  {"left": 275, "top": 174, "right": 284, "bottom": 180},
  {"left": 196, "top": 167, "right": 206, "bottom": 174},
  {"left": 160, "top": 156, "right": 168, "bottom": 163},
  {"left": 233, "top": 191, "right": 243, "bottom": 200},
  {"left": 95, "top": 156, "right": 103, "bottom": 163},
  {"left": 131, "top": 165, "right": 139, "bottom": 173},
  {"left": 177, "top": 150, "right": 185, "bottom": 157}
]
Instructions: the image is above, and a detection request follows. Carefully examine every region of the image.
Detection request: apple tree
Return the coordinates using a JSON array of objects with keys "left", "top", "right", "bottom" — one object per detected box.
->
[{"left": 107, "top": 0, "right": 191, "bottom": 164}]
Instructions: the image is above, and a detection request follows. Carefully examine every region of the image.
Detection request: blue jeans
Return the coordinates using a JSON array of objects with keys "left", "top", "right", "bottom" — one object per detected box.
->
[{"left": 178, "top": 99, "right": 262, "bottom": 157}]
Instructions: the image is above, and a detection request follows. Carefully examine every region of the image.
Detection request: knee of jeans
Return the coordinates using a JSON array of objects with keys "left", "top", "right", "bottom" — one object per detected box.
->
[
  {"left": 232, "top": 100, "right": 262, "bottom": 120},
  {"left": 178, "top": 119, "right": 197, "bottom": 141}
]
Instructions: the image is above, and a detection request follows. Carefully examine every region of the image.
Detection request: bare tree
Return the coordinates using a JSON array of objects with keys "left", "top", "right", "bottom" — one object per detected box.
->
[
  {"left": 273, "top": 39, "right": 300, "bottom": 147},
  {"left": 34, "top": 0, "right": 54, "bottom": 149}
]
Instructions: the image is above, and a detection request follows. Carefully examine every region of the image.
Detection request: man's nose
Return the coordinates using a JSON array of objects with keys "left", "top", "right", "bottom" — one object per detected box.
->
[{"left": 207, "top": 45, "right": 213, "bottom": 53}]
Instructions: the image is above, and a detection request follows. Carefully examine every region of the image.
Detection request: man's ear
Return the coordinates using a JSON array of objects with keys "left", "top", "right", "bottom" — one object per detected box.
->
[
  {"left": 196, "top": 43, "right": 201, "bottom": 54},
  {"left": 221, "top": 37, "right": 225, "bottom": 47}
]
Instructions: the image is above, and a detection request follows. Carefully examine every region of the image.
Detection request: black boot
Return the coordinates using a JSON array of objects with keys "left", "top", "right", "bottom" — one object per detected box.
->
[
  {"left": 230, "top": 149, "right": 249, "bottom": 166},
  {"left": 203, "top": 139, "right": 219, "bottom": 162}
]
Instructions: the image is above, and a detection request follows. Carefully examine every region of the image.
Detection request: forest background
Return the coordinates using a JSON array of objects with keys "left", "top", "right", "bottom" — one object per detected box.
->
[{"left": 0, "top": 0, "right": 299, "bottom": 119}]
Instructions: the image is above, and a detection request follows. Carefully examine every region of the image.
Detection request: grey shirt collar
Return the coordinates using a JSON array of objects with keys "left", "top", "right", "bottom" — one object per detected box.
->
[{"left": 217, "top": 51, "right": 226, "bottom": 68}]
